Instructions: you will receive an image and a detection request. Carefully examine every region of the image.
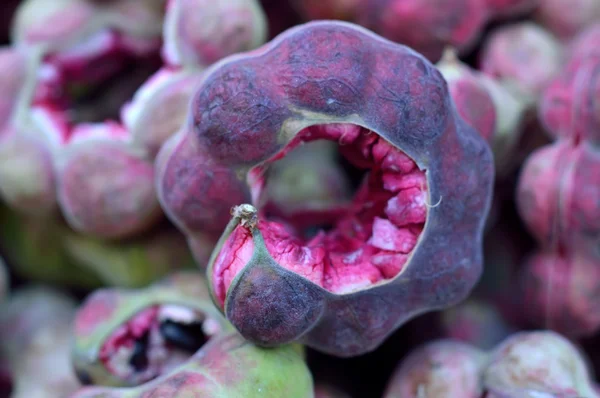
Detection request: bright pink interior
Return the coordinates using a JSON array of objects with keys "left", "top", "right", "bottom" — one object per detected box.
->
[
  {"left": 99, "top": 306, "right": 160, "bottom": 383},
  {"left": 213, "top": 124, "right": 428, "bottom": 303}
]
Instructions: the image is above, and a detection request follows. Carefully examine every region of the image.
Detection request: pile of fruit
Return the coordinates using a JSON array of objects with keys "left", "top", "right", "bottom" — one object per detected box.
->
[{"left": 0, "top": 0, "right": 598, "bottom": 396}]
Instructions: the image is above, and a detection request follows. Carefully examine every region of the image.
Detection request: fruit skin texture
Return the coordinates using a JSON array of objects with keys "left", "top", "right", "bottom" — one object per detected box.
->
[
  {"left": 0, "top": 125, "right": 57, "bottom": 215},
  {"left": 292, "top": 0, "right": 488, "bottom": 62},
  {"left": 539, "top": 33, "right": 600, "bottom": 143},
  {"left": 158, "top": 21, "right": 494, "bottom": 356},
  {"left": 122, "top": 68, "right": 207, "bottom": 158},
  {"left": 516, "top": 140, "right": 600, "bottom": 258},
  {"left": 534, "top": 0, "right": 600, "bottom": 40},
  {"left": 436, "top": 48, "right": 529, "bottom": 177},
  {"left": 162, "top": 0, "right": 267, "bottom": 67},
  {"left": 70, "top": 332, "right": 314, "bottom": 398},
  {"left": 382, "top": 340, "right": 487, "bottom": 398},
  {"left": 55, "top": 123, "right": 162, "bottom": 240},
  {"left": 72, "top": 271, "right": 230, "bottom": 387},
  {"left": 0, "top": 47, "right": 27, "bottom": 131},
  {"left": 480, "top": 22, "right": 563, "bottom": 104},
  {"left": 521, "top": 251, "right": 600, "bottom": 337},
  {"left": 383, "top": 331, "right": 599, "bottom": 398},
  {"left": 436, "top": 49, "right": 497, "bottom": 143},
  {"left": 484, "top": 331, "right": 599, "bottom": 397}
]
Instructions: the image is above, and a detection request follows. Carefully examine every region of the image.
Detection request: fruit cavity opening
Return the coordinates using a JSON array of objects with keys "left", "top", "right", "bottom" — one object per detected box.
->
[
  {"left": 98, "top": 304, "right": 222, "bottom": 385},
  {"left": 213, "top": 123, "right": 428, "bottom": 303}
]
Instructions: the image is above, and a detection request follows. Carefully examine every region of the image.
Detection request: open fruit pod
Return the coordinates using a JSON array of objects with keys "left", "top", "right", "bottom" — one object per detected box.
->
[
  {"left": 72, "top": 271, "right": 231, "bottom": 387},
  {"left": 157, "top": 21, "right": 494, "bottom": 356},
  {"left": 71, "top": 332, "right": 313, "bottom": 398}
]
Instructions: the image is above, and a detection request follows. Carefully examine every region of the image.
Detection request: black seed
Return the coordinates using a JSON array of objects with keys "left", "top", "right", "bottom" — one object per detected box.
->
[
  {"left": 159, "top": 320, "right": 207, "bottom": 352},
  {"left": 75, "top": 368, "right": 92, "bottom": 385},
  {"left": 129, "top": 332, "right": 149, "bottom": 372}
]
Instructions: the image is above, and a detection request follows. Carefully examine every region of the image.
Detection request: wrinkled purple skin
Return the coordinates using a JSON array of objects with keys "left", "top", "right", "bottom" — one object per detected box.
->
[{"left": 158, "top": 21, "right": 494, "bottom": 356}]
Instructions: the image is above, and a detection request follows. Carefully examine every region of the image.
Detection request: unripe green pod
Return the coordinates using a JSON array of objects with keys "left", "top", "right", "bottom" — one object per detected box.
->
[
  {"left": 71, "top": 332, "right": 313, "bottom": 398},
  {"left": 72, "top": 271, "right": 231, "bottom": 387}
]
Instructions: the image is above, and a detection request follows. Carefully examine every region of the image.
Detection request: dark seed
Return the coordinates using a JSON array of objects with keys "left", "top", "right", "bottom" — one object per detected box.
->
[
  {"left": 74, "top": 368, "right": 92, "bottom": 385},
  {"left": 159, "top": 320, "right": 207, "bottom": 352},
  {"left": 129, "top": 332, "right": 149, "bottom": 372}
]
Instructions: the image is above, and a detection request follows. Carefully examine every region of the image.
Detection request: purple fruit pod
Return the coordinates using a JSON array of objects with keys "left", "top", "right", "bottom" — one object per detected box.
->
[
  {"left": 436, "top": 47, "right": 530, "bottom": 178},
  {"left": 71, "top": 271, "right": 230, "bottom": 387},
  {"left": 484, "top": 331, "right": 599, "bottom": 398},
  {"left": 436, "top": 48, "right": 497, "bottom": 143},
  {"left": 69, "top": 333, "right": 313, "bottom": 398},
  {"left": 535, "top": 0, "right": 600, "bottom": 40},
  {"left": 55, "top": 122, "right": 162, "bottom": 239},
  {"left": 539, "top": 40, "right": 600, "bottom": 143},
  {"left": 157, "top": 21, "right": 494, "bottom": 356},
  {"left": 162, "top": 0, "right": 267, "bottom": 68},
  {"left": 569, "top": 24, "right": 600, "bottom": 63},
  {"left": 480, "top": 22, "right": 564, "bottom": 104},
  {"left": 521, "top": 250, "right": 600, "bottom": 337},
  {"left": 517, "top": 140, "right": 600, "bottom": 256},
  {"left": 11, "top": 0, "right": 165, "bottom": 83},
  {"left": 382, "top": 339, "right": 487, "bottom": 398},
  {"left": 122, "top": 67, "right": 206, "bottom": 158},
  {"left": 291, "top": 0, "right": 489, "bottom": 62},
  {"left": 0, "top": 47, "right": 28, "bottom": 132},
  {"left": 0, "top": 48, "right": 64, "bottom": 215},
  {"left": 0, "top": 122, "right": 58, "bottom": 215},
  {"left": 478, "top": 73, "right": 529, "bottom": 178},
  {"left": 383, "top": 331, "right": 599, "bottom": 398}
]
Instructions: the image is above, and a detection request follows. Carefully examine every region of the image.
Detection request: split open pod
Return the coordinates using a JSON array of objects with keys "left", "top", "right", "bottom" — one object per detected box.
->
[
  {"left": 157, "top": 21, "right": 494, "bottom": 357},
  {"left": 72, "top": 271, "right": 230, "bottom": 387}
]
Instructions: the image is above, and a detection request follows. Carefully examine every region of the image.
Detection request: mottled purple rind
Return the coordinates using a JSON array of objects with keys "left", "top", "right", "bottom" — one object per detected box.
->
[
  {"left": 225, "top": 241, "right": 326, "bottom": 345},
  {"left": 159, "top": 21, "right": 494, "bottom": 356},
  {"left": 157, "top": 132, "right": 251, "bottom": 235}
]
